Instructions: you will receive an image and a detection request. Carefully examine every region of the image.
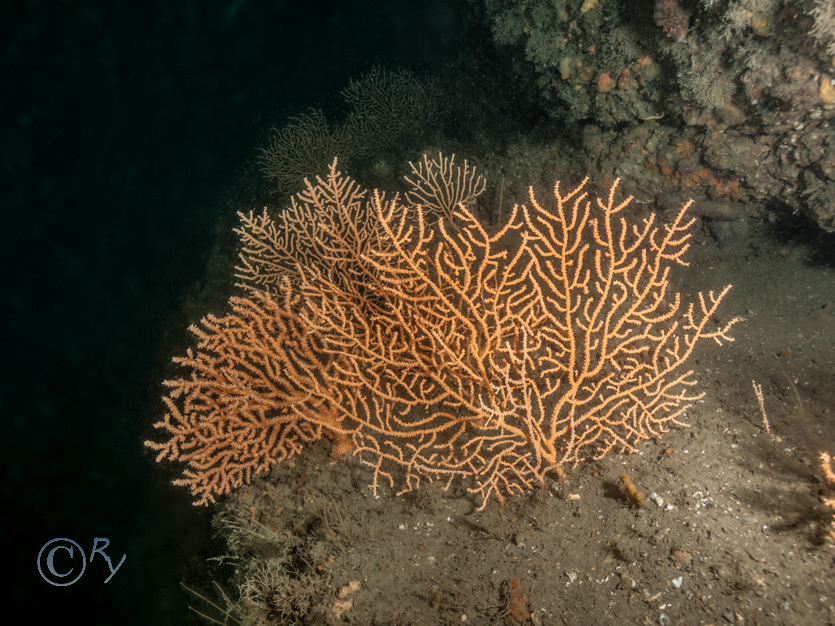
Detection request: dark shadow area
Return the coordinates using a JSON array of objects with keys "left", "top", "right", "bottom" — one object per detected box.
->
[{"left": 765, "top": 202, "right": 835, "bottom": 267}]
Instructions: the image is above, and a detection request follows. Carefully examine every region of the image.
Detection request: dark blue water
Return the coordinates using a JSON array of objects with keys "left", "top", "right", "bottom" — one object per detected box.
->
[{"left": 1, "top": 1, "right": 468, "bottom": 622}]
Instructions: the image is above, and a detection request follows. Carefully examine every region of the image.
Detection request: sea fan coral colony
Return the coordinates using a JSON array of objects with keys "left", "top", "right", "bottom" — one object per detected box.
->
[{"left": 146, "top": 157, "right": 739, "bottom": 508}]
